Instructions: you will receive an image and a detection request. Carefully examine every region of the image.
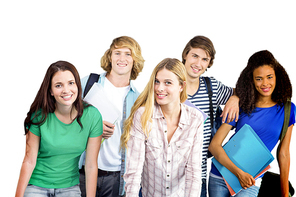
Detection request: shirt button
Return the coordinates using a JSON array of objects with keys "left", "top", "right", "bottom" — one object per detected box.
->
[
  {"left": 166, "top": 187, "right": 169, "bottom": 189},
  {"left": 167, "top": 175, "right": 170, "bottom": 177},
  {"left": 164, "top": 130, "right": 167, "bottom": 133},
  {"left": 168, "top": 160, "right": 170, "bottom": 163}
]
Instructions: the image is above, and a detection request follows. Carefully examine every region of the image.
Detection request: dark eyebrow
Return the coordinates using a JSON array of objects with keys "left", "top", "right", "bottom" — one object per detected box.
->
[{"left": 191, "top": 52, "right": 209, "bottom": 60}]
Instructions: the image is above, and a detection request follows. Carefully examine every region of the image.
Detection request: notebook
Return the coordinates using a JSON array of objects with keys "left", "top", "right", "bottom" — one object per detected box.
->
[{"left": 212, "top": 124, "right": 274, "bottom": 195}]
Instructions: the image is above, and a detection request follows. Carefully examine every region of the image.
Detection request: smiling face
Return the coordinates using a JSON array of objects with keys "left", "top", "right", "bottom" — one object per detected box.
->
[
  {"left": 51, "top": 70, "right": 78, "bottom": 109},
  {"left": 253, "top": 65, "right": 276, "bottom": 100},
  {"left": 154, "top": 68, "right": 184, "bottom": 108},
  {"left": 184, "top": 47, "right": 211, "bottom": 79},
  {"left": 110, "top": 47, "right": 134, "bottom": 78}
]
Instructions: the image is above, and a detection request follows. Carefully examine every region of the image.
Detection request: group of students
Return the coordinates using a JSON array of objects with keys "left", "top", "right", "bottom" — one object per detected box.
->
[{"left": 15, "top": 35, "right": 294, "bottom": 197}]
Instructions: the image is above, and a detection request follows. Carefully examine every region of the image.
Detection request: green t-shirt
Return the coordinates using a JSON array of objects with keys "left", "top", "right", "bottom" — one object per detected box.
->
[{"left": 28, "top": 106, "right": 103, "bottom": 188}]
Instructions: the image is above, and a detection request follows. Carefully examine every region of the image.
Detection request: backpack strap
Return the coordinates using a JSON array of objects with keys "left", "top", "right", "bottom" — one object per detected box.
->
[
  {"left": 276, "top": 100, "right": 291, "bottom": 162},
  {"left": 83, "top": 73, "right": 100, "bottom": 98},
  {"left": 203, "top": 77, "right": 214, "bottom": 129}
]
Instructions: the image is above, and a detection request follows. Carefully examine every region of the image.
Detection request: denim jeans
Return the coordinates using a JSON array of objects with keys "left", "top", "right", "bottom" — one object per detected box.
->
[
  {"left": 208, "top": 174, "right": 259, "bottom": 197},
  {"left": 200, "top": 178, "right": 207, "bottom": 197},
  {"left": 24, "top": 184, "right": 81, "bottom": 197}
]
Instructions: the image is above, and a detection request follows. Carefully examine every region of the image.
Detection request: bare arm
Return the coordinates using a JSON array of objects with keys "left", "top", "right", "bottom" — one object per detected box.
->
[
  {"left": 208, "top": 123, "right": 255, "bottom": 189},
  {"left": 221, "top": 93, "right": 239, "bottom": 123},
  {"left": 85, "top": 135, "right": 102, "bottom": 197},
  {"left": 278, "top": 125, "right": 293, "bottom": 197},
  {"left": 15, "top": 131, "right": 40, "bottom": 197}
]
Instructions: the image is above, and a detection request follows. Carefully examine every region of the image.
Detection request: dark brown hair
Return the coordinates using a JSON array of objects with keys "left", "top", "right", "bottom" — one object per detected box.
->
[
  {"left": 236, "top": 50, "right": 292, "bottom": 114},
  {"left": 182, "top": 35, "right": 216, "bottom": 68},
  {"left": 24, "top": 61, "right": 86, "bottom": 134}
]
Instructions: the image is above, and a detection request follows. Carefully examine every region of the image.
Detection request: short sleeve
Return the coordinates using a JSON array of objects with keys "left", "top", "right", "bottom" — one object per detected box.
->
[
  {"left": 289, "top": 102, "right": 295, "bottom": 127},
  {"left": 212, "top": 77, "right": 234, "bottom": 106},
  {"left": 29, "top": 124, "right": 41, "bottom": 136},
  {"left": 27, "top": 111, "right": 43, "bottom": 136},
  {"left": 88, "top": 106, "right": 103, "bottom": 138}
]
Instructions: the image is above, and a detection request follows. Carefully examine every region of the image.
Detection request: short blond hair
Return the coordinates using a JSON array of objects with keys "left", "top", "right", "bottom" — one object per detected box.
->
[{"left": 101, "top": 36, "right": 145, "bottom": 80}]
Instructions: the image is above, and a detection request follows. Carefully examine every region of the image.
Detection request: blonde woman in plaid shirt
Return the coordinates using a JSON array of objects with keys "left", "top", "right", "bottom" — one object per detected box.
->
[{"left": 121, "top": 58, "right": 204, "bottom": 197}]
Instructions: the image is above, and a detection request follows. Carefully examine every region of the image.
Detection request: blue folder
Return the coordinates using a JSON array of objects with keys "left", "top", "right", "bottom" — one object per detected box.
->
[{"left": 212, "top": 124, "right": 274, "bottom": 194}]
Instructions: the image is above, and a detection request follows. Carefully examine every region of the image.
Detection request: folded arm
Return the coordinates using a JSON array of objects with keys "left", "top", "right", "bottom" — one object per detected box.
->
[{"left": 208, "top": 123, "right": 255, "bottom": 189}]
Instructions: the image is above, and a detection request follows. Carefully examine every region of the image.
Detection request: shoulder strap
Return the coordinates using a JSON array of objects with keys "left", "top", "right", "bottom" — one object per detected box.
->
[
  {"left": 276, "top": 100, "right": 291, "bottom": 162},
  {"left": 203, "top": 77, "right": 214, "bottom": 128},
  {"left": 83, "top": 73, "right": 100, "bottom": 98}
]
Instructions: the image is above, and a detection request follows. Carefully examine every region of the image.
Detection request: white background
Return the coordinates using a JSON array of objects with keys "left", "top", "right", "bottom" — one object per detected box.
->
[{"left": 1, "top": 1, "right": 295, "bottom": 196}]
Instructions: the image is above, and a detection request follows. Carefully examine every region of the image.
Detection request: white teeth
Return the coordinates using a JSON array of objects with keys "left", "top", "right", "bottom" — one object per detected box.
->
[
  {"left": 62, "top": 95, "right": 71, "bottom": 99},
  {"left": 191, "top": 66, "right": 200, "bottom": 72}
]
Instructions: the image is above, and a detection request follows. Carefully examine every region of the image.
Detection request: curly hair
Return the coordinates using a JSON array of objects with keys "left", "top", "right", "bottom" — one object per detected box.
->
[
  {"left": 100, "top": 36, "right": 144, "bottom": 80},
  {"left": 236, "top": 50, "right": 292, "bottom": 114}
]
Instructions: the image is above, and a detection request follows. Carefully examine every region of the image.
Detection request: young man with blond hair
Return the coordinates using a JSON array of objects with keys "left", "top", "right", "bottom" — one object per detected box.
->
[{"left": 79, "top": 36, "right": 145, "bottom": 197}]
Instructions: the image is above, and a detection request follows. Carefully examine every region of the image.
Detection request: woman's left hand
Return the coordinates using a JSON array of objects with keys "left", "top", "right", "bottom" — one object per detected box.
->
[{"left": 237, "top": 170, "right": 255, "bottom": 189}]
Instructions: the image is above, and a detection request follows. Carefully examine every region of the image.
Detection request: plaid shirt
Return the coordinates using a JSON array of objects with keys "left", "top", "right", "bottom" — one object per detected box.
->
[{"left": 124, "top": 103, "right": 203, "bottom": 197}]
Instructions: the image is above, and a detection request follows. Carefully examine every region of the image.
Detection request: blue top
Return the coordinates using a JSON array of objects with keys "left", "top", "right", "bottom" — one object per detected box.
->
[{"left": 211, "top": 102, "right": 295, "bottom": 176}]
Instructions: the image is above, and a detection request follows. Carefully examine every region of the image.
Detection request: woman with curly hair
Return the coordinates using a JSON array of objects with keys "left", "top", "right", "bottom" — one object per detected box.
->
[{"left": 208, "top": 50, "right": 295, "bottom": 197}]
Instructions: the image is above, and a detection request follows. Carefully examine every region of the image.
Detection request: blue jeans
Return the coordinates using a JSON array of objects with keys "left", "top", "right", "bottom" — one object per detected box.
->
[
  {"left": 24, "top": 184, "right": 81, "bottom": 197},
  {"left": 200, "top": 178, "right": 207, "bottom": 197},
  {"left": 208, "top": 175, "right": 259, "bottom": 197}
]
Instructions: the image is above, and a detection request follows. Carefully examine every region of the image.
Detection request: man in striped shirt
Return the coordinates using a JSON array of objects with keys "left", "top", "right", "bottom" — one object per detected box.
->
[{"left": 182, "top": 35, "right": 239, "bottom": 197}]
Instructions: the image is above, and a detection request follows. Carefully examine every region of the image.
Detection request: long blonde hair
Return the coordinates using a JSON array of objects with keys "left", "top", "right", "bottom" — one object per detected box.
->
[{"left": 121, "top": 58, "right": 187, "bottom": 149}]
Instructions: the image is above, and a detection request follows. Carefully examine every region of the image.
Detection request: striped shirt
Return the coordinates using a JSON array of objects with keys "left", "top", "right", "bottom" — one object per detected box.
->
[
  {"left": 124, "top": 103, "right": 204, "bottom": 197},
  {"left": 187, "top": 77, "right": 233, "bottom": 179}
]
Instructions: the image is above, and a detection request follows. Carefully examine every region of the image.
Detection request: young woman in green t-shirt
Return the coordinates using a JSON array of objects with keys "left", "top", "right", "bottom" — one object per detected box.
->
[{"left": 15, "top": 61, "right": 103, "bottom": 197}]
